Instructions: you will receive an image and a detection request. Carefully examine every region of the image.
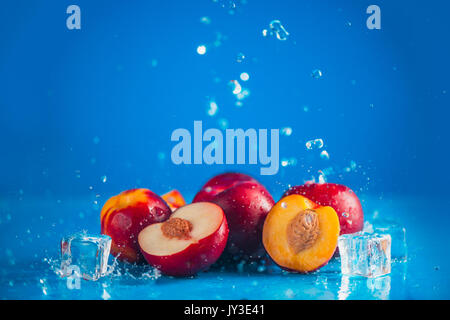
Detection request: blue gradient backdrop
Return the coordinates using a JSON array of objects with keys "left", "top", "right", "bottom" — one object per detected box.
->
[{"left": 0, "top": 0, "right": 449, "bottom": 299}]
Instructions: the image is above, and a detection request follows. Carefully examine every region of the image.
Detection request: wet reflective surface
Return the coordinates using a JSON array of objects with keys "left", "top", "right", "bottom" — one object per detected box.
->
[{"left": 1, "top": 194, "right": 448, "bottom": 299}]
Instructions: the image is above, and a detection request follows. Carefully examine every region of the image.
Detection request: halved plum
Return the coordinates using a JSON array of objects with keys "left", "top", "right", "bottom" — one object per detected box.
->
[{"left": 138, "top": 202, "right": 228, "bottom": 276}]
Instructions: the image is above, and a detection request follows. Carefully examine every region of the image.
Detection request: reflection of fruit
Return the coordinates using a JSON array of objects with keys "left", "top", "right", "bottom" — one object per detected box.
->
[
  {"left": 263, "top": 194, "right": 340, "bottom": 273},
  {"left": 162, "top": 189, "right": 186, "bottom": 211},
  {"left": 283, "top": 183, "right": 364, "bottom": 235},
  {"left": 138, "top": 202, "right": 228, "bottom": 276},
  {"left": 193, "top": 172, "right": 274, "bottom": 257},
  {"left": 100, "top": 189, "right": 172, "bottom": 263}
]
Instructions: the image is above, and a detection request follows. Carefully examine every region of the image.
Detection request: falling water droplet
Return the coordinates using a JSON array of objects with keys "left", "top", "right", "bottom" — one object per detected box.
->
[
  {"left": 306, "top": 138, "right": 324, "bottom": 150},
  {"left": 320, "top": 150, "right": 330, "bottom": 160},
  {"left": 269, "top": 20, "right": 289, "bottom": 41},
  {"left": 218, "top": 118, "right": 229, "bottom": 129},
  {"left": 236, "top": 52, "right": 246, "bottom": 63},
  {"left": 230, "top": 80, "right": 242, "bottom": 94},
  {"left": 311, "top": 69, "right": 323, "bottom": 79},
  {"left": 207, "top": 101, "right": 218, "bottom": 116},
  {"left": 281, "top": 127, "right": 293, "bottom": 136},
  {"left": 200, "top": 16, "right": 211, "bottom": 25},
  {"left": 197, "top": 45, "right": 207, "bottom": 55},
  {"left": 240, "top": 72, "right": 249, "bottom": 81}
]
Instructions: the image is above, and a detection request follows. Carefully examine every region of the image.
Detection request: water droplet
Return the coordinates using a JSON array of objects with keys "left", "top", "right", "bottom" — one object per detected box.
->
[
  {"left": 306, "top": 138, "right": 324, "bottom": 150},
  {"left": 311, "top": 69, "right": 323, "bottom": 79},
  {"left": 281, "top": 157, "right": 297, "bottom": 167},
  {"left": 342, "top": 212, "right": 349, "bottom": 218},
  {"left": 200, "top": 16, "right": 211, "bottom": 25},
  {"left": 281, "top": 127, "right": 292, "bottom": 136},
  {"left": 230, "top": 80, "right": 242, "bottom": 94},
  {"left": 216, "top": 0, "right": 236, "bottom": 9},
  {"left": 197, "top": 45, "right": 207, "bottom": 55},
  {"left": 318, "top": 173, "right": 326, "bottom": 184},
  {"left": 285, "top": 288, "right": 295, "bottom": 298},
  {"left": 269, "top": 20, "right": 289, "bottom": 41},
  {"left": 240, "top": 72, "right": 249, "bottom": 81},
  {"left": 218, "top": 118, "right": 229, "bottom": 129},
  {"left": 157, "top": 152, "right": 166, "bottom": 160},
  {"left": 207, "top": 101, "right": 218, "bottom": 116},
  {"left": 281, "top": 202, "right": 287, "bottom": 209},
  {"left": 320, "top": 150, "right": 330, "bottom": 160},
  {"left": 236, "top": 52, "right": 246, "bottom": 63},
  {"left": 102, "top": 288, "right": 111, "bottom": 300},
  {"left": 257, "top": 265, "right": 266, "bottom": 272},
  {"left": 101, "top": 175, "right": 107, "bottom": 183}
]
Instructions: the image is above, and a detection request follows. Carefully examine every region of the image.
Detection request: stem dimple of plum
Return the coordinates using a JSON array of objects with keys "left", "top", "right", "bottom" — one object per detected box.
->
[
  {"left": 286, "top": 209, "right": 320, "bottom": 254},
  {"left": 161, "top": 217, "right": 193, "bottom": 240}
]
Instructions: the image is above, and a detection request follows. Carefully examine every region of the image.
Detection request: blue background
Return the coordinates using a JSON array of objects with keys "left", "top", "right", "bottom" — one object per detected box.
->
[{"left": 0, "top": 0, "right": 449, "bottom": 299}]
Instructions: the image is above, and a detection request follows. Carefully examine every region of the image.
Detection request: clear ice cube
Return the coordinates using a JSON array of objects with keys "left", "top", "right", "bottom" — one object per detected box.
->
[
  {"left": 364, "top": 220, "right": 407, "bottom": 262},
  {"left": 338, "top": 232, "right": 391, "bottom": 278},
  {"left": 60, "top": 232, "right": 111, "bottom": 281}
]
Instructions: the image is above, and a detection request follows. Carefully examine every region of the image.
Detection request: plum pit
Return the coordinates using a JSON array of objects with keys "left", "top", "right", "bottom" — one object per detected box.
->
[
  {"left": 161, "top": 217, "right": 193, "bottom": 240},
  {"left": 286, "top": 209, "right": 320, "bottom": 254}
]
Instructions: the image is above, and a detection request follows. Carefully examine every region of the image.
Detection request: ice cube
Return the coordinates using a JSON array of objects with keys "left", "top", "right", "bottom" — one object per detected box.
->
[
  {"left": 338, "top": 232, "right": 391, "bottom": 278},
  {"left": 371, "top": 220, "right": 407, "bottom": 262},
  {"left": 60, "top": 232, "right": 111, "bottom": 281},
  {"left": 363, "top": 219, "right": 407, "bottom": 262}
]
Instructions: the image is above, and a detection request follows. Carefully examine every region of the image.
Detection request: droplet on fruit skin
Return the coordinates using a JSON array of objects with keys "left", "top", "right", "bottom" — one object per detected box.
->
[
  {"left": 342, "top": 212, "right": 349, "bottom": 218},
  {"left": 281, "top": 202, "right": 287, "bottom": 209}
]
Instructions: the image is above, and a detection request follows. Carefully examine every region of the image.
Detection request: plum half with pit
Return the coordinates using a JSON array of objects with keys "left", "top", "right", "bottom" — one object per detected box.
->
[{"left": 138, "top": 202, "right": 229, "bottom": 276}]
